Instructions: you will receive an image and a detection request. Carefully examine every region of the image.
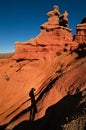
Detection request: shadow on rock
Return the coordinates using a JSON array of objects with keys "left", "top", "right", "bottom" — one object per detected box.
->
[
  {"left": 13, "top": 121, "right": 34, "bottom": 130},
  {"left": 13, "top": 90, "right": 85, "bottom": 130}
]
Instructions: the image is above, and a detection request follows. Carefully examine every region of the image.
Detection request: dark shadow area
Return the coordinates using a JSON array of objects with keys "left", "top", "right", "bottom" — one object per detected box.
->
[
  {"left": 16, "top": 58, "right": 25, "bottom": 62},
  {"left": 13, "top": 121, "right": 35, "bottom": 130},
  {"left": 16, "top": 58, "right": 39, "bottom": 63},
  {"left": 29, "top": 88, "right": 37, "bottom": 121},
  {"left": 71, "top": 43, "right": 86, "bottom": 59},
  {"left": 13, "top": 90, "right": 85, "bottom": 130},
  {"left": 59, "top": 19, "right": 68, "bottom": 27},
  {"left": 0, "top": 125, "right": 7, "bottom": 130},
  {"left": 59, "top": 15, "right": 68, "bottom": 27},
  {"left": 80, "top": 17, "right": 86, "bottom": 24},
  {"left": 84, "top": 124, "right": 86, "bottom": 130}
]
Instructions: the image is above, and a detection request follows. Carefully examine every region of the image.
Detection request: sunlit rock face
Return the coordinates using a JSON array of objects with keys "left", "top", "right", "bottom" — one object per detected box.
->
[
  {"left": 0, "top": 5, "right": 86, "bottom": 130},
  {"left": 74, "top": 17, "right": 86, "bottom": 43},
  {"left": 13, "top": 5, "right": 78, "bottom": 61}
]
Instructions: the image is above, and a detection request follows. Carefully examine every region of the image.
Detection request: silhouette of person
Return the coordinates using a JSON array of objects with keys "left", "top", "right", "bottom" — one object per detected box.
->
[{"left": 29, "top": 88, "right": 37, "bottom": 121}]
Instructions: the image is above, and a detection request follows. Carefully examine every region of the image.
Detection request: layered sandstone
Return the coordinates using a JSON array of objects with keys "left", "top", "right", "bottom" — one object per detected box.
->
[
  {"left": 0, "top": 48, "right": 86, "bottom": 130},
  {"left": 74, "top": 23, "right": 86, "bottom": 43},
  {"left": 0, "top": 5, "right": 86, "bottom": 130},
  {"left": 13, "top": 5, "right": 78, "bottom": 61}
]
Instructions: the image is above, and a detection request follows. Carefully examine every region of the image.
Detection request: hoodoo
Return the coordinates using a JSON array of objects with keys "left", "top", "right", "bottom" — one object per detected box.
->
[
  {"left": 0, "top": 5, "right": 86, "bottom": 130},
  {"left": 13, "top": 5, "right": 78, "bottom": 60}
]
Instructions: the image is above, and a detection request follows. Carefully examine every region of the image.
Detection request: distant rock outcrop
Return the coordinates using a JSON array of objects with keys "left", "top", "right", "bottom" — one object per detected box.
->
[{"left": 74, "top": 17, "right": 86, "bottom": 43}]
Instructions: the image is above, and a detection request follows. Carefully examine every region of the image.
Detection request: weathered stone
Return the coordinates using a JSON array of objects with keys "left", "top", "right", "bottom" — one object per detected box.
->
[
  {"left": 59, "top": 11, "right": 69, "bottom": 27},
  {"left": 0, "top": 5, "right": 86, "bottom": 130},
  {"left": 13, "top": 25, "right": 75, "bottom": 60},
  {"left": 12, "top": 5, "right": 75, "bottom": 61},
  {"left": 74, "top": 23, "right": 86, "bottom": 43},
  {"left": 46, "top": 5, "right": 60, "bottom": 25}
]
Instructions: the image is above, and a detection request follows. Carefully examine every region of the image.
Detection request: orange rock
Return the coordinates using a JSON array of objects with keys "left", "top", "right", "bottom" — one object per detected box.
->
[
  {"left": 0, "top": 5, "right": 86, "bottom": 130},
  {"left": 74, "top": 22, "right": 86, "bottom": 43}
]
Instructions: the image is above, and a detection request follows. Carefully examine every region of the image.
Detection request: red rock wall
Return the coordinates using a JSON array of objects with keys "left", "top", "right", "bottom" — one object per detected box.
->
[{"left": 13, "top": 27, "right": 74, "bottom": 60}]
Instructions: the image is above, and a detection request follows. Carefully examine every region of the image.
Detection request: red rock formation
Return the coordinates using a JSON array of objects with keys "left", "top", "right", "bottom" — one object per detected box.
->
[
  {"left": 13, "top": 5, "right": 78, "bottom": 60},
  {"left": 0, "top": 5, "right": 86, "bottom": 130},
  {"left": 13, "top": 26, "right": 74, "bottom": 60},
  {"left": 0, "top": 50, "right": 86, "bottom": 129},
  {"left": 74, "top": 22, "right": 86, "bottom": 43}
]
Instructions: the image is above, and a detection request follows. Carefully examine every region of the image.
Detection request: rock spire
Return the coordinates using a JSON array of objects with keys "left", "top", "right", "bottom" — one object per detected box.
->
[{"left": 12, "top": 5, "right": 86, "bottom": 61}]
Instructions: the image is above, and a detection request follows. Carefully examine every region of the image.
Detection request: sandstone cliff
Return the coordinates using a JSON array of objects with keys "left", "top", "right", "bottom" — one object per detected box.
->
[{"left": 0, "top": 5, "right": 86, "bottom": 130}]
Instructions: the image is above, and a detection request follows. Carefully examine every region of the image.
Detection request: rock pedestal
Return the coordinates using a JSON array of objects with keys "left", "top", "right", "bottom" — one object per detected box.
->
[{"left": 46, "top": 5, "right": 60, "bottom": 25}]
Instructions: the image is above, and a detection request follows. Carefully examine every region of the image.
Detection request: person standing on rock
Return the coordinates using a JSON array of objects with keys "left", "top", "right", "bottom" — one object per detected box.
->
[{"left": 29, "top": 88, "right": 37, "bottom": 121}]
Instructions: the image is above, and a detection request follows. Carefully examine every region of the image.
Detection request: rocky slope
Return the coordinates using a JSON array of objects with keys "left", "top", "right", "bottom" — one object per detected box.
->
[{"left": 0, "top": 5, "right": 86, "bottom": 130}]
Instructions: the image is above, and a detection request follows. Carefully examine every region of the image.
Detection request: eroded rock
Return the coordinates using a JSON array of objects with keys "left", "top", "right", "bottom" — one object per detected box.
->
[
  {"left": 0, "top": 5, "right": 86, "bottom": 130},
  {"left": 13, "top": 5, "right": 76, "bottom": 61},
  {"left": 74, "top": 17, "right": 86, "bottom": 43}
]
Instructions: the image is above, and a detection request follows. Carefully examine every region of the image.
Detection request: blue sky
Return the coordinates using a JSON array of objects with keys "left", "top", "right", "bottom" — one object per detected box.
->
[{"left": 0, "top": 0, "right": 86, "bottom": 53}]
